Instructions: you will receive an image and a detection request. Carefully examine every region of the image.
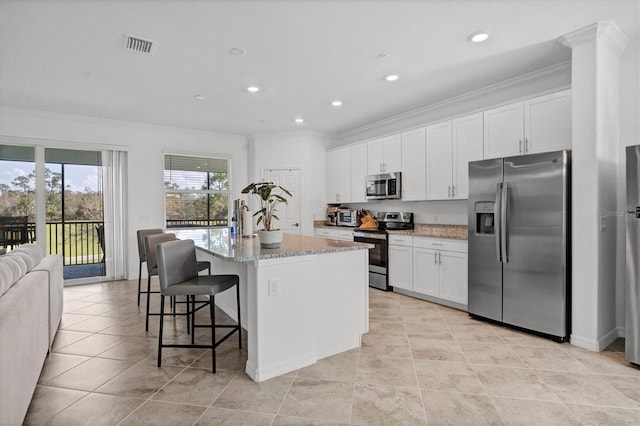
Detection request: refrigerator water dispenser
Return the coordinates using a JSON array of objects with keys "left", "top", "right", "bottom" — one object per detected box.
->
[{"left": 475, "top": 202, "right": 495, "bottom": 234}]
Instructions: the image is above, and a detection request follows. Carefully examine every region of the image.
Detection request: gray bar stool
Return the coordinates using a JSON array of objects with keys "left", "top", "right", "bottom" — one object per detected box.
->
[
  {"left": 156, "top": 239, "right": 242, "bottom": 373},
  {"left": 136, "top": 229, "right": 163, "bottom": 306}
]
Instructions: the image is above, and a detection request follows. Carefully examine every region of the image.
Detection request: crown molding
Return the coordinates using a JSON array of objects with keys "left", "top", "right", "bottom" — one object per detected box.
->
[
  {"left": 559, "top": 21, "right": 630, "bottom": 57},
  {"left": 338, "top": 60, "right": 571, "bottom": 140}
]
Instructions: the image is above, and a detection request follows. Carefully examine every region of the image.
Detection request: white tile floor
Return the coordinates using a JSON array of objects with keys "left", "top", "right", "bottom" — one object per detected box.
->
[{"left": 24, "top": 279, "right": 640, "bottom": 425}]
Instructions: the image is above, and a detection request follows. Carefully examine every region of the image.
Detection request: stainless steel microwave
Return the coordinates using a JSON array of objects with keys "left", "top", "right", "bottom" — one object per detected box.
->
[{"left": 366, "top": 172, "right": 401, "bottom": 200}]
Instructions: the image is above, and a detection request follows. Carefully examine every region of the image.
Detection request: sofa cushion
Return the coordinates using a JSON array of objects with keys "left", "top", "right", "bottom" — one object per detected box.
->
[
  {"left": 0, "top": 256, "right": 28, "bottom": 297},
  {"left": 9, "top": 244, "right": 44, "bottom": 271}
]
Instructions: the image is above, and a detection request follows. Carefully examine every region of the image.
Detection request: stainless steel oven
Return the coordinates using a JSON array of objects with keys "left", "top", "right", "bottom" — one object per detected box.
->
[
  {"left": 354, "top": 211, "right": 413, "bottom": 291},
  {"left": 353, "top": 230, "right": 388, "bottom": 290}
]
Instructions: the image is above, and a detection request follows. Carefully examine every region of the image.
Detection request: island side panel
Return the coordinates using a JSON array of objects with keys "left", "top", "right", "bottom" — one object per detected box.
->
[
  {"left": 245, "top": 249, "right": 369, "bottom": 382},
  {"left": 245, "top": 255, "right": 317, "bottom": 382},
  {"left": 195, "top": 250, "right": 248, "bottom": 329}
]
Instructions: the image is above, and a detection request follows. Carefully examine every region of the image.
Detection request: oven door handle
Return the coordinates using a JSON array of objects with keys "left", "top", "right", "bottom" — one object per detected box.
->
[{"left": 353, "top": 232, "right": 387, "bottom": 240}]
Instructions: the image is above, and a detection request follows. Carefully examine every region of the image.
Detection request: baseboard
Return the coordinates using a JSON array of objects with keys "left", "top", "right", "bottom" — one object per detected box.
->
[{"left": 570, "top": 326, "right": 624, "bottom": 352}]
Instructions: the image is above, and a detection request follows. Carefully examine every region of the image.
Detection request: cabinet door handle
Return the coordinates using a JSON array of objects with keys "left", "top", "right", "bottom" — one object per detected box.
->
[
  {"left": 524, "top": 138, "right": 529, "bottom": 153},
  {"left": 448, "top": 185, "right": 451, "bottom": 198},
  {"left": 434, "top": 252, "right": 437, "bottom": 264},
  {"left": 336, "top": 193, "right": 340, "bottom": 202},
  {"left": 438, "top": 252, "right": 442, "bottom": 264},
  {"left": 519, "top": 139, "right": 523, "bottom": 154},
  {"left": 452, "top": 185, "right": 456, "bottom": 197}
]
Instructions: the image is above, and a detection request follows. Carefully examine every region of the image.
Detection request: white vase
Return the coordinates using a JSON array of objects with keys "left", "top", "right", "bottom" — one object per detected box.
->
[{"left": 257, "top": 229, "right": 283, "bottom": 248}]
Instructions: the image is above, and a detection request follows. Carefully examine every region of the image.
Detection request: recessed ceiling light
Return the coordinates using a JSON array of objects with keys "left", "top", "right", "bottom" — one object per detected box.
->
[
  {"left": 294, "top": 118, "right": 304, "bottom": 124},
  {"left": 230, "top": 47, "right": 247, "bottom": 55},
  {"left": 469, "top": 31, "right": 491, "bottom": 43},
  {"left": 385, "top": 74, "right": 399, "bottom": 82},
  {"left": 331, "top": 100, "right": 343, "bottom": 107},
  {"left": 246, "top": 86, "right": 260, "bottom": 93},
  {"left": 193, "top": 94, "right": 205, "bottom": 100}
]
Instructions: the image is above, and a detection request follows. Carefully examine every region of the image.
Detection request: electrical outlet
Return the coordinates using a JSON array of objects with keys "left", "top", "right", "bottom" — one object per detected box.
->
[{"left": 268, "top": 279, "right": 279, "bottom": 297}]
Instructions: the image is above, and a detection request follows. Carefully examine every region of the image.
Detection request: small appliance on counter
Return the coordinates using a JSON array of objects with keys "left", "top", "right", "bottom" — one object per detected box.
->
[
  {"left": 354, "top": 211, "right": 413, "bottom": 291},
  {"left": 326, "top": 205, "right": 340, "bottom": 226},
  {"left": 337, "top": 209, "right": 358, "bottom": 227}
]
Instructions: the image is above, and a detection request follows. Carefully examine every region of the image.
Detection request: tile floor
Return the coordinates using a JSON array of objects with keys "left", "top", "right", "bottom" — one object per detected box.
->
[{"left": 24, "top": 279, "right": 640, "bottom": 425}]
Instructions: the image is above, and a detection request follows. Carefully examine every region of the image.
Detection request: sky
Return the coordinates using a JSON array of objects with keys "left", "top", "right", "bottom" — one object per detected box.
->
[{"left": 0, "top": 160, "right": 100, "bottom": 192}]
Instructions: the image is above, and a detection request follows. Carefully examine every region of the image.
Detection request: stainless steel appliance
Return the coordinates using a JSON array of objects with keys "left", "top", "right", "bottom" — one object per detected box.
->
[
  {"left": 337, "top": 209, "right": 358, "bottom": 227},
  {"left": 354, "top": 211, "right": 413, "bottom": 291},
  {"left": 366, "top": 172, "right": 401, "bottom": 200},
  {"left": 468, "top": 150, "right": 571, "bottom": 341},
  {"left": 626, "top": 145, "right": 640, "bottom": 365},
  {"left": 326, "top": 206, "right": 340, "bottom": 226}
]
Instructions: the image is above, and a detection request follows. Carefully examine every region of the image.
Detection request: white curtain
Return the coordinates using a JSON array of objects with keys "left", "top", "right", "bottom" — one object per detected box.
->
[{"left": 102, "top": 150, "right": 128, "bottom": 279}]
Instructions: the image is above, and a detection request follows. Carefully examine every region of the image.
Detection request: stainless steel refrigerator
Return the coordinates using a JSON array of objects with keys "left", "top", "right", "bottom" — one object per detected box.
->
[
  {"left": 625, "top": 145, "right": 640, "bottom": 365},
  {"left": 468, "top": 150, "right": 571, "bottom": 341}
]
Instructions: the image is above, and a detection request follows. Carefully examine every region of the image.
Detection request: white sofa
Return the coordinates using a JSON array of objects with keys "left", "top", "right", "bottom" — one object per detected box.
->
[{"left": 0, "top": 245, "right": 63, "bottom": 426}]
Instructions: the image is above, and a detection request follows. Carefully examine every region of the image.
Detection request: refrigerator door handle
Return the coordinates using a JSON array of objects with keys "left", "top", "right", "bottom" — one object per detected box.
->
[
  {"left": 501, "top": 182, "right": 509, "bottom": 263},
  {"left": 495, "top": 182, "right": 503, "bottom": 263}
]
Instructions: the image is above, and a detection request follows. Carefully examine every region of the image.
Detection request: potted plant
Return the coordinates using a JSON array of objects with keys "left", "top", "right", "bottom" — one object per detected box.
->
[{"left": 241, "top": 181, "right": 292, "bottom": 248}]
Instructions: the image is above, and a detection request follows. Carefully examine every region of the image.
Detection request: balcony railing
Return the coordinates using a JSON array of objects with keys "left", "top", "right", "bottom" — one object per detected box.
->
[{"left": 17, "top": 221, "right": 104, "bottom": 266}]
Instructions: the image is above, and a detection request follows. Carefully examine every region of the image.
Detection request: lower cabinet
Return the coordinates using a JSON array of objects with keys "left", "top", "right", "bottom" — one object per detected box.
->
[{"left": 389, "top": 234, "right": 468, "bottom": 309}]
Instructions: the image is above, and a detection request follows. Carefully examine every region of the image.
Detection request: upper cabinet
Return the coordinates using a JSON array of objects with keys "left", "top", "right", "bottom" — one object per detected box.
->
[
  {"left": 367, "top": 134, "right": 402, "bottom": 174},
  {"left": 524, "top": 90, "right": 572, "bottom": 154},
  {"left": 401, "top": 128, "right": 426, "bottom": 201},
  {"left": 350, "top": 142, "right": 368, "bottom": 203},
  {"left": 326, "top": 146, "right": 351, "bottom": 203},
  {"left": 426, "top": 121, "right": 453, "bottom": 200},
  {"left": 425, "top": 113, "right": 483, "bottom": 200},
  {"left": 452, "top": 113, "right": 484, "bottom": 199},
  {"left": 484, "top": 89, "right": 571, "bottom": 159}
]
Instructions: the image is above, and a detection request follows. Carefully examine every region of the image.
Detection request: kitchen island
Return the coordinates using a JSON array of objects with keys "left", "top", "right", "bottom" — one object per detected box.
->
[{"left": 172, "top": 228, "right": 371, "bottom": 382}]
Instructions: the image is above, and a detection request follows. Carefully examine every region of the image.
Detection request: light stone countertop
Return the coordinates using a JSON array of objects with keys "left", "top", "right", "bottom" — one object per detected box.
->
[
  {"left": 172, "top": 227, "right": 372, "bottom": 262},
  {"left": 313, "top": 221, "right": 468, "bottom": 240}
]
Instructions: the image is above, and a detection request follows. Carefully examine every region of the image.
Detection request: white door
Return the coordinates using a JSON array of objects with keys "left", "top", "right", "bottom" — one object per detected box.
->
[
  {"left": 367, "top": 138, "right": 385, "bottom": 174},
  {"left": 262, "top": 168, "right": 302, "bottom": 235},
  {"left": 383, "top": 134, "right": 403, "bottom": 173}
]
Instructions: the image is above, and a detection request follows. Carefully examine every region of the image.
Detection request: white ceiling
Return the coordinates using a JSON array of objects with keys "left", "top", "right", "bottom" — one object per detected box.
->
[{"left": 0, "top": 0, "right": 638, "bottom": 137}]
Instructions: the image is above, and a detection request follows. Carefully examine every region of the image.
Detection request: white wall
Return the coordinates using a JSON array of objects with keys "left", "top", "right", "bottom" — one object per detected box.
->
[
  {"left": 250, "top": 132, "right": 333, "bottom": 237},
  {"left": 617, "top": 35, "right": 640, "bottom": 332},
  {"left": 0, "top": 106, "right": 249, "bottom": 280}
]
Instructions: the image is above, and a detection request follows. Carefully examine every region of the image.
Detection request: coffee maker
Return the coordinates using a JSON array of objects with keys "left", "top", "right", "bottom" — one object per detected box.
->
[{"left": 326, "top": 206, "right": 340, "bottom": 226}]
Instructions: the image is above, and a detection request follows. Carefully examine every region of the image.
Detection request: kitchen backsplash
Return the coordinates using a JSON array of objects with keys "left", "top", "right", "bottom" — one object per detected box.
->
[{"left": 341, "top": 199, "right": 468, "bottom": 225}]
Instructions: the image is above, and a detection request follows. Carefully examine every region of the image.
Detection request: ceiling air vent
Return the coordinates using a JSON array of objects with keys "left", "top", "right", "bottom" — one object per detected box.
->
[{"left": 123, "top": 34, "right": 156, "bottom": 54}]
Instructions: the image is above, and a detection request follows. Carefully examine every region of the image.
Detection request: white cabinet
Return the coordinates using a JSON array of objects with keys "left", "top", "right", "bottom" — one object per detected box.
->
[
  {"left": 401, "top": 128, "right": 426, "bottom": 201},
  {"left": 314, "top": 227, "right": 353, "bottom": 241},
  {"left": 439, "top": 250, "right": 468, "bottom": 305},
  {"left": 390, "top": 236, "right": 468, "bottom": 308},
  {"left": 388, "top": 239, "right": 413, "bottom": 291},
  {"left": 367, "top": 134, "right": 402, "bottom": 174},
  {"left": 425, "top": 115, "right": 483, "bottom": 200},
  {"left": 524, "top": 90, "right": 571, "bottom": 154},
  {"left": 413, "top": 237, "right": 468, "bottom": 306},
  {"left": 452, "top": 113, "right": 484, "bottom": 199},
  {"left": 326, "top": 146, "right": 351, "bottom": 203},
  {"left": 350, "top": 142, "right": 368, "bottom": 203},
  {"left": 484, "top": 90, "right": 571, "bottom": 159},
  {"left": 426, "top": 121, "right": 453, "bottom": 200},
  {"left": 412, "top": 247, "right": 439, "bottom": 296}
]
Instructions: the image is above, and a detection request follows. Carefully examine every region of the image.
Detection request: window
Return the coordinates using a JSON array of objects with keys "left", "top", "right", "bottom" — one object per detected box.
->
[{"left": 164, "top": 154, "right": 229, "bottom": 228}]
